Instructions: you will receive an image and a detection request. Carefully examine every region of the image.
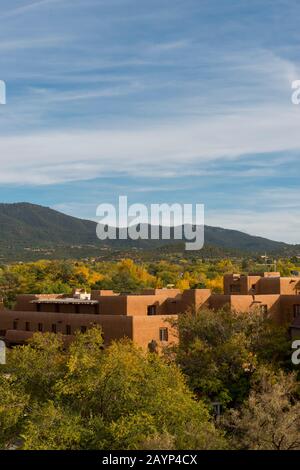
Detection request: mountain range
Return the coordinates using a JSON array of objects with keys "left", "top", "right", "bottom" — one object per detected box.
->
[{"left": 0, "top": 202, "right": 298, "bottom": 262}]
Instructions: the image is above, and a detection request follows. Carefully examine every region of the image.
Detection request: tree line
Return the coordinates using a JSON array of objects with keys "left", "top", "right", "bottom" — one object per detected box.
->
[{"left": 0, "top": 305, "right": 299, "bottom": 450}]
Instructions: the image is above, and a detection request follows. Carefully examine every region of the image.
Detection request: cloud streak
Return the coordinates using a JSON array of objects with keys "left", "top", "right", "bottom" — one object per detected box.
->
[
  {"left": 0, "top": 0, "right": 300, "bottom": 242},
  {"left": 0, "top": 0, "right": 68, "bottom": 19},
  {"left": 0, "top": 102, "right": 300, "bottom": 185}
]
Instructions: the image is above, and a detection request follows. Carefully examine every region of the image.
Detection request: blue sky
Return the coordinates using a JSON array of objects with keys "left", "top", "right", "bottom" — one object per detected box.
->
[{"left": 0, "top": 0, "right": 300, "bottom": 242}]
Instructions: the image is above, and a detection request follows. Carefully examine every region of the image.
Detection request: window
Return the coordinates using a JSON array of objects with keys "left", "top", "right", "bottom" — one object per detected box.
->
[
  {"left": 75, "top": 305, "right": 80, "bottom": 314},
  {"left": 36, "top": 303, "right": 41, "bottom": 312},
  {"left": 293, "top": 305, "right": 300, "bottom": 318},
  {"left": 38, "top": 323, "right": 43, "bottom": 332},
  {"left": 55, "top": 304, "right": 60, "bottom": 313},
  {"left": 66, "top": 325, "right": 71, "bottom": 335},
  {"left": 13, "top": 320, "right": 18, "bottom": 330},
  {"left": 147, "top": 305, "right": 157, "bottom": 316},
  {"left": 260, "top": 305, "right": 268, "bottom": 315},
  {"left": 51, "top": 324, "right": 57, "bottom": 333},
  {"left": 80, "top": 325, "right": 87, "bottom": 333},
  {"left": 25, "top": 322, "right": 30, "bottom": 332},
  {"left": 159, "top": 327, "right": 168, "bottom": 342},
  {"left": 230, "top": 284, "right": 241, "bottom": 293}
]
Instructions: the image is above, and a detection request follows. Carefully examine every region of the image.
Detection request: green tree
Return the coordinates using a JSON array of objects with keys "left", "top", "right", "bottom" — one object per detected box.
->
[
  {"left": 6, "top": 333, "right": 66, "bottom": 400},
  {"left": 170, "top": 307, "right": 290, "bottom": 406},
  {"left": 0, "top": 374, "right": 28, "bottom": 449},
  {"left": 1, "top": 328, "right": 225, "bottom": 450},
  {"left": 222, "top": 367, "right": 300, "bottom": 450},
  {"left": 22, "top": 401, "right": 85, "bottom": 450},
  {"left": 56, "top": 333, "right": 225, "bottom": 449}
]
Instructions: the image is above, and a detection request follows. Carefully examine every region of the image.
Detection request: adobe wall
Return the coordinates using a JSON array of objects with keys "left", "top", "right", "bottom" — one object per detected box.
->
[
  {"left": 224, "top": 275, "right": 300, "bottom": 296},
  {"left": 141, "top": 288, "right": 181, "bottom": 296},
  {"left": 223, "top": 274, "right": 262, "bottom": 295},
  {"left": 14, "top": 294, "right": 40, "bottom": 311},
  {"left": 14, "top": 294, "right": 65, "bottom": 311},
  {"left": 97, "top": 296, "right": 127, "bottom": 315},
  {"left": 209, "top": 294, "right": 281, "bottom": 322},
  {"left": 132, "top": 315, "right": 178, "bottom": 349},
  {"left": 257, "top": 277, "right": 280, "bottom": 294},
  {"left": 91, "top": 290, "right": 118, "bottom": 298},
  {"left": 181, "top": 289, "right": 211, "bottom": 311},
  {"left": 0, "top": 309, "right": 179, "bottom": 351},
  {"left": 209, "top": 294, "right": 231, "bottom": 310},
  {"left": 0, "top": 310, "right": 133, "bottom": 345},
  {"left": 126, "top": 295, "right": 166, "bottom": 316},
  {"left": 231, "top": 294, "right": 281, "bottom": 321},
  {"left": 125, "top": 289, "right": 212, "bottom": 317},
  {"left": 279, "top": 278, "right": 300, "bottom": 295},
  {"left": 256, "top": 277, "right": 300, "bottom": 295},
  {"left": 280, "top": 295, "right": 300, "bottom": 325}
]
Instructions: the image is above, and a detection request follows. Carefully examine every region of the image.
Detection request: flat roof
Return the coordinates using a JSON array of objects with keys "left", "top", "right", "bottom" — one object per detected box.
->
[{"left": 31, "top": 299, "right": 98, "bottom": 305}]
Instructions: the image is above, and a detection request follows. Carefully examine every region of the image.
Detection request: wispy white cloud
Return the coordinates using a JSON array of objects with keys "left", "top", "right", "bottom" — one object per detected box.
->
[
  {"left": 0, "top": 0, "right": 68, "bottom": 19},
  {"left": 33, "top": 81, "right": 144, "bottom": 103},
  {"left": 0, "top": 102, "right": 300, "bottom": 185},
  {"left": 148, "top": 40, "right": 190, "bottom": 53},
  {"left": 0, "top": 36, "right": 70, "bottom": 52},
  {"left": 0, "top": 0, "right": 300, "bottom": 242}
]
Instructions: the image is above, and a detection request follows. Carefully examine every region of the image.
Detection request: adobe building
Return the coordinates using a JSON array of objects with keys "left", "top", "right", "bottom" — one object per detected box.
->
[
  {"left": 0, "top": 273, "right": 300, "bottom": 349},
  {"left": 221, "top": 272, "right": 300, "bottom": 326}
]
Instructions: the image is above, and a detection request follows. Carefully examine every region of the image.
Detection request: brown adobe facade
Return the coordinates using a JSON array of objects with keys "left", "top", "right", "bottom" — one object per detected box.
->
[{"left": 0, "top": 272, "right": 300, "bottom": 350}]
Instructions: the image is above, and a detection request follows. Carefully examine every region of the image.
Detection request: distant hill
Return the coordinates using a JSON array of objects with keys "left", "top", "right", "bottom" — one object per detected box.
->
[
  {"left": 0, "top": 202, "right": 97, "bottom": 246},
  {"left": 203, "top": 225, "right": 296, "bottom": 254},
  {"left": 0, "top": 202, "right": 298, "bottom": 261}
]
